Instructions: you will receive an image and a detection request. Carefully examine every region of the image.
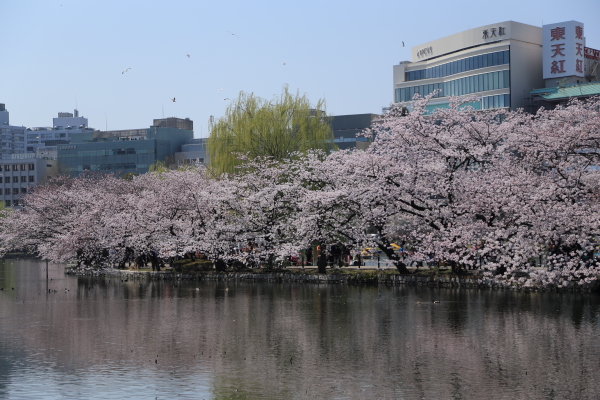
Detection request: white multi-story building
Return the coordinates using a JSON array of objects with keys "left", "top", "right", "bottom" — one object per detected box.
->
[
  {"left": 0, "top": 103, "right": 60, "bottom": 207},
  {"left": 393, "top": 20, "right": 599, "bottom": 113},
  {"left": 393, "top": 21, "right": 544, "bottom": 112},
  {"left": 26, "top": 109, "right": 95, "bottom": 153}
]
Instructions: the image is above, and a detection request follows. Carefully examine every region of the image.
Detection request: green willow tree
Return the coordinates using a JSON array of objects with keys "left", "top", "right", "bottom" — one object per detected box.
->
[{"left": 207, "top": 86, "right": 335, "bottom": 175}]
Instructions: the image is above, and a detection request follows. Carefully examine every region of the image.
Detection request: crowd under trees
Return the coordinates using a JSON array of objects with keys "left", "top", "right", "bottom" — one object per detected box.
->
[{"left": 2, "top": 93, "right": 600, "bottom": 289}]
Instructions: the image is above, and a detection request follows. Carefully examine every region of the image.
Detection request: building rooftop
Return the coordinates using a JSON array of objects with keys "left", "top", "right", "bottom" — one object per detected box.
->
[{"left": 530, "top": 82, "right": 600, "bottom": 100}]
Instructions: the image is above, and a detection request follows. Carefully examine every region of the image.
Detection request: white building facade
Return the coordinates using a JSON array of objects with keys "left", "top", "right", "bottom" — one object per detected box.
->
[
  {"left": 541, "top": 20, "right": 599, "bottom": 87},
  {"left": 393, "top": 21, "right": 544, "bottom": 111},
  {"left": 0, "top": 155, "right": 56, "bottom": 207},
  {"left": 0, "top": 103, "right": 60, "bottom": 207},
  {"left": 26, "top": 109, "right": 94, "bottom": 153}
]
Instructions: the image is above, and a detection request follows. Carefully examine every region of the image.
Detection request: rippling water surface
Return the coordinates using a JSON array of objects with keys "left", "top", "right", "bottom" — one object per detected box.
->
[{"left": 1, "top": 259, "right": 600, "bottom": 399}]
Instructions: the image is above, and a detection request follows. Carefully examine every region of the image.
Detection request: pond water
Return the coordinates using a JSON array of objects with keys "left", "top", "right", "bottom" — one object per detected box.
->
[{"left": 1, "top": 259, "right": 600, "bottom": 399}]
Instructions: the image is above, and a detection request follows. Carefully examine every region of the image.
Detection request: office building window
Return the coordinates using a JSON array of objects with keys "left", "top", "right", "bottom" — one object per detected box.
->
[
  {"left": 29, "top": 176, "right": 35, "bottom": 182},
  {"left": 5, "top": 200, "right": 11, "bottom": 207},
  {"left": 12, "top": 188, "right": 18, "bottom": 195},
  {"left": 20, "top": 176, "right": 26, "bottom": 182},
  {"left": 20, "top": 164, "right": 26, "bottom": 171},
  {"left": 405, "top": 50, "right": 510, "bottom": 82},
  {"left": 481, "top": 94, "right": 511, "bottom": 109},
  {"left": 21, "top": 188, "right": 26, "bottom": 194},
  {"left": 397, "top": 70, "right": 509, "bottom": 102},
  {"left": 12, "top": 165, "right": 17, "bottom": 171},
  {"left": 12, "top": 177, "right": 18, "bottom": 183},
  {"left": 28, "top": 164, "right": 35, "bottom": 170}
]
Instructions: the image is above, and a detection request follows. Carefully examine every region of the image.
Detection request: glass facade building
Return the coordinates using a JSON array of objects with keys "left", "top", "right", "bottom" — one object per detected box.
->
[
  {"left": 329, "top": 114, "right": 378, "bottom": 150},
  {"left": 404, "top": 50, "right": 510, "bottom": 82},
  {"left": 57, "top": 124, "right": 193, "bottom": 177},
  {"left": 395, "top": 70, "right": 511, "bottom": 106},
  {"left": 58, "top": 140, "right": 162, "bottom": 175},
  {"left": 0, "top": 104, "right": 27, "bottom": 159},
  {"left": 393, "top": 21, "right": 544, "bottom": 112}
]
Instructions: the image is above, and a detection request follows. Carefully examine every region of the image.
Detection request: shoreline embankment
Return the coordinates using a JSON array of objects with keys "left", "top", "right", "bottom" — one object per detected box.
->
[{"left": 67, "top": 268, "right": 600, "bottom": 293}]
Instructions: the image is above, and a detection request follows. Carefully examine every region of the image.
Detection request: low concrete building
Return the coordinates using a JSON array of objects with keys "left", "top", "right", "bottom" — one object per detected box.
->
[{"left": 0, "top": 155, "right": 56, "bottom": 207}]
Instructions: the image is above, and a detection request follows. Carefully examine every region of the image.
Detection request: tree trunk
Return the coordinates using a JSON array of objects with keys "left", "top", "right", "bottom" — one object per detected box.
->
[
  {"left": 377, "top": 244, "right": 411, "bottom": 274},
  {"left": 215, "top": 259, "right": 227, "bottom": 272},
  {"left": 448, "top": 260, "right": 465, "bottom": 275},
  {"left": 394, "top": 261, "right": 411, "bottom": 274},
  {"left": 148, "top": 252, "right": 161, "bottom": 272},
  {"left": 118, "top": 247, "right": 134, "bottom": 269},
  {"left": 317, "top": 244, "right": 328, "bottom": 274}
]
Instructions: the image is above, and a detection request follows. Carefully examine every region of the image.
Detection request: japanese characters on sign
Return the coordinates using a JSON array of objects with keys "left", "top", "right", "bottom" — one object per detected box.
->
[
  {"left": 482, "top": 26, "right": 506, "bottom": 39},
  {"left": 543, "top": 21, "right": 585, "bottom": 79},
  {"left": 416, "top": 46, "right": 433, "bottom": 59},
  {"left": 585, "top": 47, "right": 600, "bottom": 61}
]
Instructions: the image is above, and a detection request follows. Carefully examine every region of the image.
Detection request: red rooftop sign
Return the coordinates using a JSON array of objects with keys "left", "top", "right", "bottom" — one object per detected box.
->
[{"left": 585, "top": 47, "right": 600, "bottom": 61}]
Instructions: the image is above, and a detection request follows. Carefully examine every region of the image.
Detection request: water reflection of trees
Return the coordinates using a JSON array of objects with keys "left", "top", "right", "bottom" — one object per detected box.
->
[{"left": 3, "top": 261, "right": 600, "bottom": 398}]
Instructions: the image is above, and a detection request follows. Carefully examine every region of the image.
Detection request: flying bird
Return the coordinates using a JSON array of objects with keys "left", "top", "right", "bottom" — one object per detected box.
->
[
  {"left": 222, "top": 98, "right": 229, "bottom": 101},
  {"left": 227, "top": 31, "right": 239, "bottom": 38},
  {"left": 171, "top": 97, "right": 176, "bottom": 102},
  {"left": 122, "top": 68, "right": 131, "bottom": 74},
  {"left": 217, "top": 88, "right": 224, "bottom": 92},
  {"left": 402, "top": 41, "right": 405, "bottom": 47},
  {"left": 282, "top": 62, "right": 286, "bottom": 65},
  {"left": 186, "top": 54, "right": 190, "bottom": 58}
]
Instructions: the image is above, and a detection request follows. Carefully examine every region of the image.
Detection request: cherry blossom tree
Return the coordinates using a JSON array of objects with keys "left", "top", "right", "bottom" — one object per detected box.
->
[
  {"left": 0, "top": 174, "right": 130, "bottom": 268},
  {"left": 2, "top": 94, "right": 600, "bottom": 289},
  {"left": 287, "top": 95, "right": 529, "bottom": 274},
  {"left": 353, "top": 94, "right": 600, "bottom": 285},
  {"left": 288, "top": 93, "right": 600, "bottom": 285},
  {"left": 214, "top": 156, "right": 307, "bottom": 269}
]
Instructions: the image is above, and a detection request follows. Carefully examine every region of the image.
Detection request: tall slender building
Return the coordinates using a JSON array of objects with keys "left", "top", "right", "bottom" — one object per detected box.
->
[{"left": 0, "top": 103, "right": 27, "bottom": 159}]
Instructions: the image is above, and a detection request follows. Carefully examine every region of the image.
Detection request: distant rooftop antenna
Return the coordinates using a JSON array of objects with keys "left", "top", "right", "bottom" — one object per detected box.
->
[{"left": 105, "top": 113, "right": 108, "bottom": 131}]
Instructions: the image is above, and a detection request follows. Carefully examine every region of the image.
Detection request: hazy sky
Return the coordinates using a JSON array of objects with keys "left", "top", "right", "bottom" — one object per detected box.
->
[{"left": 2, "top": 0, "right": 600, "bottom": 137}]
